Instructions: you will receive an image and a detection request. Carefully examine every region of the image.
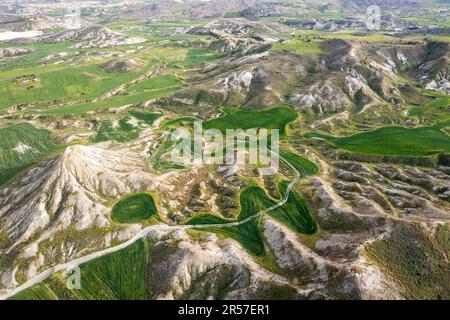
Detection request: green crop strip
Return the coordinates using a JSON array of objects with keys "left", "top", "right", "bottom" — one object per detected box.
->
[
  {"left": 10, "top": 239, "right": 148, "bottom": 300},
  {"left": 305, "top": 123, "right": 450, "bottom": 157},
  {"left": 0, "top": 123, "right": 64, "bottom": 186},
  {"left": 203, "top": 106, "right": 298, "bottom": 137}
]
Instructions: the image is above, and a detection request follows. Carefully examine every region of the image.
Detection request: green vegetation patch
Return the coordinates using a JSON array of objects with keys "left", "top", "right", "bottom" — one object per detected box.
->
[
  {"left": 74, "top": 239, "right": 148, "bottom": 299},
  {"left": 0, "top": 64, "right": 147, "bottom": 111},
  {"left": 151, "top": 130, "right": 187, "bottom": 172},
  {"left": 92, "top": 110, "right": 160, "bottom": 143},
  {"left": 125, "top": 74, "right": 181, "bottom": 94},
  {"left": 187, "top": 186, "right": 268, "bottom": 256},
  {"left": 128, "top": 109, "right": 162, "bottom": 125},
  {"left": 0, "top": 123, "right": 63, "bottom": 185},
  {"left": 187, "top": 182, "right": 317, "bottom": 256},
  {"left": 204, "top": 106, "right": 298, "bottom": 137},
  {"left": 409, "top": 91, "right": 450, "bottom": 122},
  {"left": 279, "top": 149, "right": 319, "bottom": 178},
  {"left": 92, "top": 117, "right": 141, "bottom": 143},
  {"left": 271, "top": 39, "right": 323, "bottom": 56},
  {"left": 111, "top": 193, "right": 159, "bottom": 224},
  {"left": 162, "top": 116, "right": 200, "bottom": 128},
  {"left": 10, "top": 239, "right": 148, "bottom": 300},
  {"left": 305, "top": 124, "right": 450, "bottom": 157},
  {"left": 268, "top": 181, "right": 317, "bottom": 235},
  {"left": 43, "top": 85, "right": 178, "bottom": 116},
  {"left": 167, "top": 48, "right": 222, "bottom": 68},
  {"left": 9, "top": 284, "right": 58, "bottom": 300}
]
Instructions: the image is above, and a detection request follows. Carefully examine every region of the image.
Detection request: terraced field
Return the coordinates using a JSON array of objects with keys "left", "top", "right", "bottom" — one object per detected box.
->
[
  {"left": 0, "top": 123, "right": 63, "bottom": 185},
  {"left": 111, "top": 193, "right": 159, "bottom": 224},
  {"left": 305, "top": 124, "right": 450, "bottom": 157}
]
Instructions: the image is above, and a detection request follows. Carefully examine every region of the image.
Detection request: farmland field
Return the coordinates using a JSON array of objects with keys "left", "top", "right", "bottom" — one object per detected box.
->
[
  {"left": 409, "top": 91, "right": 450, "bottom": 122},
  {"left": 111, "top": 193, "right": 159, "bottom": 224},
  {"left": 125, "top": 74, "right": 181, "bottom": 94},
  {"left": 43, "top": 86, "right": 179, "bottom": 115},
  {"left": 9, "top": 284, "right": 58, "bottom": 300},
  {"left": 0, "top": 123, "right": 63, "bottom": 185},
  {"left": 305, "top": 124, "right": 450, "bottom": 157},
  {"left": 0, "top": 64, "right": 152, "bottom": 110},
  {"left": 128, "top": 110, "right": 162, "bottom": 125},
  {"left": 187, "top": 182, "right": 317, "bottom": 256},
  {"left": 166, "top": 48, "right": 223, "bottom": 68},
  {"left": 279, "top": 149, "right": 319, "bottom": 178},
  {"left": 268, "top": 181, "right": 317, "bottom": 235},
  {"left": 203, "top": 106, "right": 298, "bottom": 136},
  {"left": 271, "top": 39, "right": 323, "bottom": 56},
  {"left": 187, "top": 186, "right": 268, "bottom": 256},
  {"left": 10, "top": 239, "right": 148, "bottom": 300}
]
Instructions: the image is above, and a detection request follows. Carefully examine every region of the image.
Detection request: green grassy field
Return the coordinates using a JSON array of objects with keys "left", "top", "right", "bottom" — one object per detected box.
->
[
  {"left": 0, "top": 42, "right": 76, "bottom": 73},
  {"left": 0, "top": 64, "right": 153, "bottom": 111},
  {"left": 10, "top": 239, "right": 148, "bottom": 300},
  {"left": 9, "top": 284, "right": 58, "bottom": 300},
  {"left": 203, "top": 106, "right": 298, "bottom": 137},
  {"left": 0, "top": 41, "right": 220, "bottom": 115},
  {"left": 279, "top": 149, "right": 319, "bottom": 178},
  {"left": 187, "top": 182, "right": 317, "bottom": 256},
  {"left": 92, "top": 110, "right": 161, "bottom": 143},
  {"left": 187, "top": 186, "right": 268, "bottom": 256},
  {"left": 0, "top": 123, "right": 63, "bottom": 186},
  {"left": 162, "top": 116, "right": 200, "bottom": 128},
  {"left": 111, "top": 193, "right": 159, "bottom": 224},
  {"left": 167, "top": 48, "right": 222, "bottom": 68},
  {"left": 92, "top": 117, "right": 140, "bottom": 143},
  {"left": 128, "top": 110, "right": 162, "bottom": 125},
  {"left": 43, "top": 86, "right": 178, "bottom": 115},
  {"left": 409, "top": 91, "right": 450, "bottom": 122},
  {"left": 268, "top": 181, "right": 317, "bottom": 235},
  {"left": 305, "top": 124, "right": 450, "bottom": 157},
  {"left": 271, "top": 39, "right": 323, "bottom": 56},
  {"left": 125, "top": 74, "right": 181, "bottom": 94}
]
